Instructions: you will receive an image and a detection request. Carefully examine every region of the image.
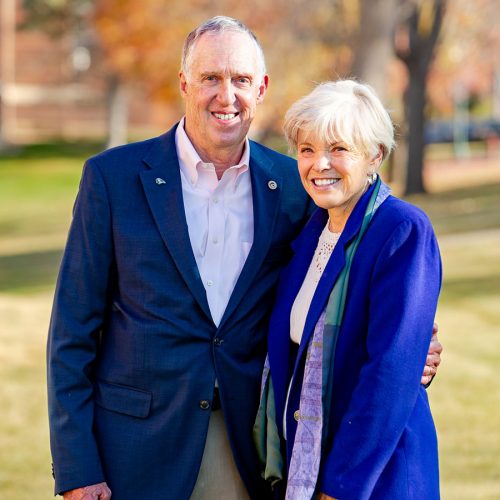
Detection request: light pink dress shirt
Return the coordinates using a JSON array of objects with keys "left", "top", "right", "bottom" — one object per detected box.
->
[{"left": 175, "top": 118, "right": 254, "bottom": 327}]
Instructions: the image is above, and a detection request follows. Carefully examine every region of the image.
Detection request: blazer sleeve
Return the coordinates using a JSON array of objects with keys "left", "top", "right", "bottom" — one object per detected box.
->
[
  {"left": 318, "top": 214, "right": 442, "bottom": 499},
  {"left": 47, "top": 158, "right": 114, "bottom": 494}
]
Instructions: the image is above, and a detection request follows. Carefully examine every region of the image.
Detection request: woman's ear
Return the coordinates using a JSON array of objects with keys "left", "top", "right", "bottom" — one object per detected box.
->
[{"left": 371, "top": 146, "right": 384, "bottom": 169}]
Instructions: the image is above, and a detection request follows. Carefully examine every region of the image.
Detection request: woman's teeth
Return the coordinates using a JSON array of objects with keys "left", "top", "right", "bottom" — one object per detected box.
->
[{"left": 313, "top": 178, "right": 339, "bottom": 186}]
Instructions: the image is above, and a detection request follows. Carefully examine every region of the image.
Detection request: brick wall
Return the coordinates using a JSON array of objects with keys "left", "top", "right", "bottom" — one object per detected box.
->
[{"left": 0, "top": 0, "right": 164, "bottom": 144}]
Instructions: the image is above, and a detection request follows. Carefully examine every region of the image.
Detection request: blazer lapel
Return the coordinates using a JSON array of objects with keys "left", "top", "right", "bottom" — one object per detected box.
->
[
  {"left": 139, "top": 125, "right": 212, "bottom": 322},
  {"left": 267, "top": 208, "right": 325, "bottom": 420},
  {"left": 292, "top": 187, "right": 376, "bottom": 373},
  {"left": 217, "top": 142, "right": 283, "bottom": 331}
]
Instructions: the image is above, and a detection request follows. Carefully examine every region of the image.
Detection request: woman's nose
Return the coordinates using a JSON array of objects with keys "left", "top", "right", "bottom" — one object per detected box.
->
[{"left": 314, "top": 153, "right": 331, "bottom": 171}]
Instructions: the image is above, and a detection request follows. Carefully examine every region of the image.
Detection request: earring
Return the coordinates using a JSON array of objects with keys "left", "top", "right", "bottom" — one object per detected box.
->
[{"left": 367, "top": 172, "right": 377, "bottom": 185}]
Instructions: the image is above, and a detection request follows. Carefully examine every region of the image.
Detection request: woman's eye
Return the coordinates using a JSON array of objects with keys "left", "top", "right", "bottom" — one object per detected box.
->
[{"left": 299, "top": 147, "right": 313, "bottom": 154}]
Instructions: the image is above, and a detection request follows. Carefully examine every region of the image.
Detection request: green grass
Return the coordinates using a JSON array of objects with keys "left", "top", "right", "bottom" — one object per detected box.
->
[
  {"left": 407, "top": 187, "right": 500, "bottom": 499},
  {"left": 0, "top": 144, "right": 97, "bottom": 294},
  {"left": 0, "top": 145, "right": 499, "bottom": 498}
]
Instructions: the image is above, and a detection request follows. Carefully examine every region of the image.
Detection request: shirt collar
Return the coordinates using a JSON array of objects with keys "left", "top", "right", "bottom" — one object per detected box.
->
[{"left": 175, "top": 117, "right": 250, "bottom": 186}]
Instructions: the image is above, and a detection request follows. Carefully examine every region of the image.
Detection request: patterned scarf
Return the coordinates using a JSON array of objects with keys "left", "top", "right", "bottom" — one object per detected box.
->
[{"left": 254, "top": 177, "right": 391, "bottom": 499}]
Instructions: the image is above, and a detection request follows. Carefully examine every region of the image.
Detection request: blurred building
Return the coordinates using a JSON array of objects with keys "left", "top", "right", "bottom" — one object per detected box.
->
[{"left": 0, "top": 0, "right": 163, "bottom": 145}]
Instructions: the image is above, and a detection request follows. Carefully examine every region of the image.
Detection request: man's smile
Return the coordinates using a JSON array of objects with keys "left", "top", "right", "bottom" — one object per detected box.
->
[{"left": 212, "top": 112, "right": 239, "bottom": 121}]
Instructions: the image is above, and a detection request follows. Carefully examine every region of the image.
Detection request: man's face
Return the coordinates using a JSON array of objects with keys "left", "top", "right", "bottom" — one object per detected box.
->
[{"left": 179, "top": 31, "right": 268, "bottom": 163}]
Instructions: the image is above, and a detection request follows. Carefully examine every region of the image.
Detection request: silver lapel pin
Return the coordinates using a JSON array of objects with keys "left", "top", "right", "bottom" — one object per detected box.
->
[
  {"left": 155, "top": 178, "right": 166, "bottom": 185},
  {"left": 268, "top": 180, "right": 278, "bottom": 190}
]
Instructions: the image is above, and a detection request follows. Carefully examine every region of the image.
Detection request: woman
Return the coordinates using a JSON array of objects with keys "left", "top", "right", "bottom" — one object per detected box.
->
[{"left": 255, "top": 80, "right": 441, "bottom": 499}]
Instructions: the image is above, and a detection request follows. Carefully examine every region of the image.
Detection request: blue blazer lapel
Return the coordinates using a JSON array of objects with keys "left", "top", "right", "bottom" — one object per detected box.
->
[
  {"left": 292, "top": 185, "right": 377, "bottom": 373},
  {"left": 139, "top": 125, "right": 212, "bottom": 323},
  {"left": 218, "top": 142, "right": 283, "bottom": 330},
  {"left": 267, "top": 208, "right": 325, "bottom": 422}
]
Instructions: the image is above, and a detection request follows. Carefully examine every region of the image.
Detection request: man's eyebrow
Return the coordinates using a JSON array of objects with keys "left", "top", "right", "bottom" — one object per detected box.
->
[{"left": 200, "top": 71, "right": 221, "bottom": 78}]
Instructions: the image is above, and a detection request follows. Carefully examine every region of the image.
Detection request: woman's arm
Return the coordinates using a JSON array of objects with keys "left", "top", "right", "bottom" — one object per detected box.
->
[{"left": 318, "top": 214, "right": 442, "bottom": 499}]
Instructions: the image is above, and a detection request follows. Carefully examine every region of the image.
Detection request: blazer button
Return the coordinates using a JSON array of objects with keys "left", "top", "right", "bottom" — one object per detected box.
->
[
  {"left": 199, "top": 400, "right": 210, "bottom": 410},
  {"left": 294, "top": 410, "right": 300, "bottom": 421}
]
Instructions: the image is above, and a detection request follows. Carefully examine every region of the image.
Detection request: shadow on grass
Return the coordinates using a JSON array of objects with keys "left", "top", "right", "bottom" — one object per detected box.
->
[
  {"left": 0, "top": 141, "right": 104, "bottom": 161},
  {"left": 442, "top": 273, "right": 500, "bottom": 301},
  {"left": 0, "top": 249, "right": 63, "bottom": 293},
  {"left": 407, "top": 182, "right": 500, "bottom": 236}
]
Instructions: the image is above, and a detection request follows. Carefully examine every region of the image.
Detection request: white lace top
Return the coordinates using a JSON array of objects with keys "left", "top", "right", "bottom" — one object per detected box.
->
[{"left": 290, "top": 222, "right": 342, "bottom": 344}]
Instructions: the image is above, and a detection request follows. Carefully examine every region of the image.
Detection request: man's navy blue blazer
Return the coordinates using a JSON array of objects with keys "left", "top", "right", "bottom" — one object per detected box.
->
[
  {"left": 46, "top": 123, "right": 313, "bottom": 499},
  {"left": 267, "top": 185, "right": 442, "bottom": 499}
]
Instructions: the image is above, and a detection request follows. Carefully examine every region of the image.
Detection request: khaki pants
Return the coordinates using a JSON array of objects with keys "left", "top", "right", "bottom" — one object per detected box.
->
[{"left": 190, "top": 410, "right": 250, "bottom": 500}]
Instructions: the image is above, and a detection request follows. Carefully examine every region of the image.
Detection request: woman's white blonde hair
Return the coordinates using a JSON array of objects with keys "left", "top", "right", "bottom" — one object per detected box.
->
[{"left": 284, "top": 79, "right": 396, "bottom": 160}]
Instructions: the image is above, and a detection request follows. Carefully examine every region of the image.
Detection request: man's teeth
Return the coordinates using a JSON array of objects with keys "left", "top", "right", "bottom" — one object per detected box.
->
[
  {"left": 313, "top": 178, "right": 339, "bottom": 186},
  {"left": 214, "top": 113, "right": 236, "bottom": 120}
]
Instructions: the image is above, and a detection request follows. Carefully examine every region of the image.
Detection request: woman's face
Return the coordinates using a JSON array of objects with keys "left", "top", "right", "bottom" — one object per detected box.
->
[{"left": 296, "top": 130, "right": 380, "bottom": 230}]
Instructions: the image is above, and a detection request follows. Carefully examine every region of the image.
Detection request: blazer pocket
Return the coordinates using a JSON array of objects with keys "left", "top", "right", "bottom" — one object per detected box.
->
[{"left": 95, "top": 380, "right": 152, "bottom": 419}]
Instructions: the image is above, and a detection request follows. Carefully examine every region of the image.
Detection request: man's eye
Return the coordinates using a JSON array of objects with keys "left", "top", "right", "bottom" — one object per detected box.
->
[{"left": 235, "top": 77, "right": 251, "bottom": 85}]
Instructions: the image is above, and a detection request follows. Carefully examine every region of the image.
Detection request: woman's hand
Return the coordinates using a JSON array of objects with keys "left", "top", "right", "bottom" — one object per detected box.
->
[{"left": 421, "top": 323, "right": 443, "bottom": 386}]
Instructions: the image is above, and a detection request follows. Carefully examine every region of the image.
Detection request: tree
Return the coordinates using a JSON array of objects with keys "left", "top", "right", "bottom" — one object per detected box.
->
[
  {"left": 21, "top": 0, "right": 129, "bottom": 147},
  {"left": 350, "top": 0, "right": 399, "bottom": 98},
  {"left": 395, "top": 0, "right": 446, "bottom": 194}
]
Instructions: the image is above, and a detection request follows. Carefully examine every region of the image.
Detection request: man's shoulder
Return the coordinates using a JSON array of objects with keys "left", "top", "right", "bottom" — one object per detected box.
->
[
  {"left": 249, "top": 140, "right": 296, "bottom": 167},
  {"left": 87, "top": 135, "right": 164, "bottom": 168}
]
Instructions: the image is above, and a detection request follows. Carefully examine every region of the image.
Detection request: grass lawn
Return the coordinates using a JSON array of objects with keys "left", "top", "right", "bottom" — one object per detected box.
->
[{"left": 0, "top": 145, "right": 499, "bottom": 498}]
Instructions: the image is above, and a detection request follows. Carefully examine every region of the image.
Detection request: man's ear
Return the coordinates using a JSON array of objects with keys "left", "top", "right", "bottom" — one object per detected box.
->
[
  {"left": 179, "top": 71, "right": 188, "bottom": 97},
  {"left": 256, "top": 74, "right": 269, "bottom": 104}
]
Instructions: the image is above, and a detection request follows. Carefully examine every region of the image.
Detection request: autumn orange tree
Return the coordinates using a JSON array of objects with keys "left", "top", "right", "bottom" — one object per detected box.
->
[
  {"left": 427, "top": 0, "right": 500, "bottom": 118},
  {"left": 21, "top": 0, "right": 129, "bottom": 147}
]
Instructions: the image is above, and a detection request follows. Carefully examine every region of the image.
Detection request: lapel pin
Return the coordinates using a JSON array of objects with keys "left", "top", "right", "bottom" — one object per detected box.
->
[
  {"left": 268, "top": 180, "right": 278, "bottom": 190},
  {"left": 155, "top": 178, "right": 166, "bottom": 185}
]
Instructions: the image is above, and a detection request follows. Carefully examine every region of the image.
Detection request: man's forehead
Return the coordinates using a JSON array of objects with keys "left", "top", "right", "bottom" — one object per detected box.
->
[{"left": 190, "top": 31, "right": 258, "bottom": 63}]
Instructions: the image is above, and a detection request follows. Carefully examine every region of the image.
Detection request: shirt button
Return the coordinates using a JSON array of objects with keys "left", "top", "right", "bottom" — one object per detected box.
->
[
  {"left": 213, "top": 197, "right": 219, "bottom": 204},
  {"left": 199, "top": 400, "right": 210, "bottom": 410},
  {"left": 212, "top": 237, "right": 218, "bottom": 244},
  {"left": 207, "top": 280, "right": 214, "bottom": 287},
  {"left": 294, "top": 410, "right": 300, "bottom": 421}
]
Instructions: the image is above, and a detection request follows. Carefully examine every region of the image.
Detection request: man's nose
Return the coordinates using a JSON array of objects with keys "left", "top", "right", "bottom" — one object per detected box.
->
[{"left": 216, "top": 80, "right": 236, "bottom": 105}]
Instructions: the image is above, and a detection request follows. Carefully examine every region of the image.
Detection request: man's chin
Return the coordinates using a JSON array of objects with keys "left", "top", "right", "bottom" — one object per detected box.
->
[{"left": 210, "top": 131, "right": 248, "bottom": 150}]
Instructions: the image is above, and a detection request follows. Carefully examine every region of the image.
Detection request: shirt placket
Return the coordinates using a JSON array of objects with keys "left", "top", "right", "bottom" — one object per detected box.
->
[{"left": 203, "top": 174, "right": 227, "bottom": 326}]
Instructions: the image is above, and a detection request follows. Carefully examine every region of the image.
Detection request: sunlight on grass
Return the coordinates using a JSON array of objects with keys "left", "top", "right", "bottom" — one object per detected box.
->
[{"left": 432, "top": 235, "right": 500, "bottom": 499}]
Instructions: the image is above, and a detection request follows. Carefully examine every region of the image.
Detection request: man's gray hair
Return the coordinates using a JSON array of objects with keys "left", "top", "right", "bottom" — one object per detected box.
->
[{"left": 181, "top": 16, "right": 267, "bottom": 80}]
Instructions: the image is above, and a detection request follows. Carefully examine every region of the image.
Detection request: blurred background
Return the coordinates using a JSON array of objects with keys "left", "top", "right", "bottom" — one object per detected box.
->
[{"left": 0, "top": 0, "right": 499, "bottom": 498}]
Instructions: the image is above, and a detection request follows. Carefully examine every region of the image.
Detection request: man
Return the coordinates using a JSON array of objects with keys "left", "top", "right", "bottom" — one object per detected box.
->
[{"left": 47, "top": 16, "right": 442, "bottom": 500}]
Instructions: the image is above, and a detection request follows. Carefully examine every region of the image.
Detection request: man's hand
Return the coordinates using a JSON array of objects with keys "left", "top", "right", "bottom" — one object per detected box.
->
[
  {"left": 318, "top": 493, "right": 337, "bottom": 500},
  {"left": 63, "top": 482, "right": 111, "bottom": 500},
  {"left": 421, "top": 322, "right": 443, "bottom": 386}
]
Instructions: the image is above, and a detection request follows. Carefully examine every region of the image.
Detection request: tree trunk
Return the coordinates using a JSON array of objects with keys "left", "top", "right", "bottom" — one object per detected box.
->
[
  {"left": 404, "top": 68, "right": 427, "bottom": 194},
  {"left": 105, "top": 74, "right": 128, "bottom": 150},
  {"left": 351, "top": 0, "right": 399, "bottom": 99},
  {"left": 395, "top": 0, "right": 446, "bottom": 195}
]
